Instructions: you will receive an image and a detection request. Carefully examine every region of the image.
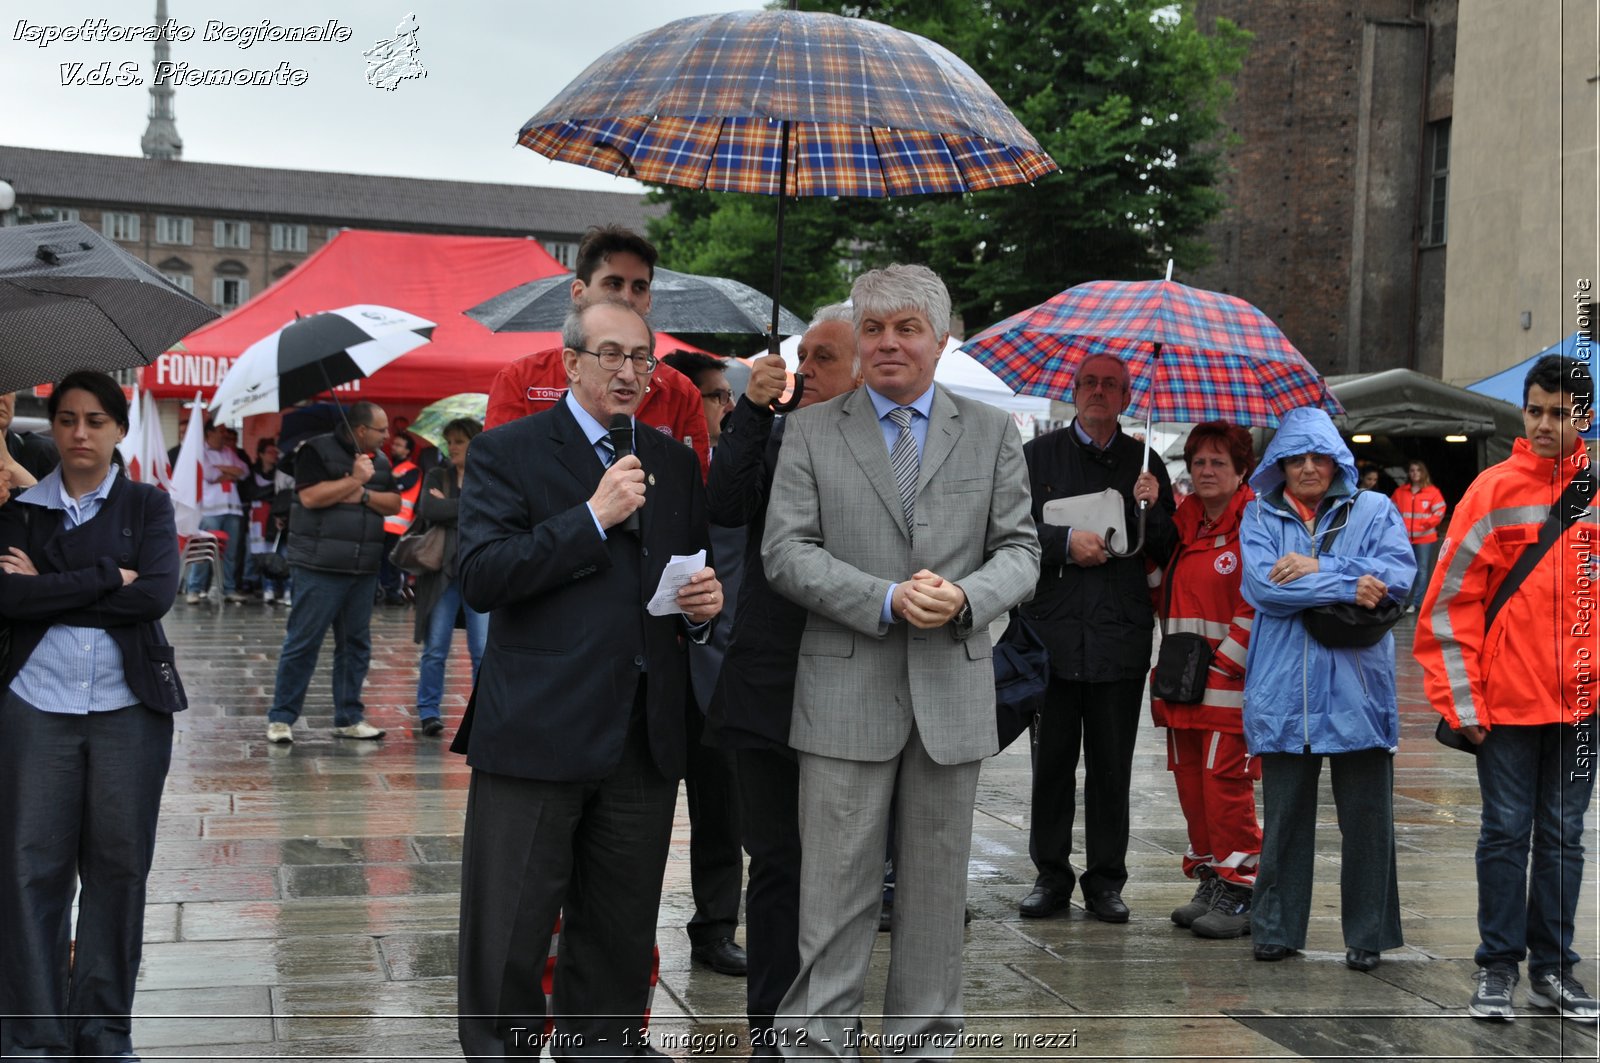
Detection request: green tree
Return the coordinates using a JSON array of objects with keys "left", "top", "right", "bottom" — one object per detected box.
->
[{"left": 647, "top": 0, "right": 1248, "bottom": 331}]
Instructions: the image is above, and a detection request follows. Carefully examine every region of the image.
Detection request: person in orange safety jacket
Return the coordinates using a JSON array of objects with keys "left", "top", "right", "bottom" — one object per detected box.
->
[
  {"left": 1414, "top": 352, "right": 1599, "bottom": 1023},
  {"left": 1390, "top": 459, "right": 1447, "bottom": 612}
]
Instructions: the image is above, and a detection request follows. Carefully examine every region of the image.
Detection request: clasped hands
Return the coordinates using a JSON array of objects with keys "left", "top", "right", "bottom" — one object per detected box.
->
[
  {"left": 892, "top": 569, "right": 967, "bottom": 630},
  {"left": 1270, "top": 552, "right": 1387, "bottom": 608}
]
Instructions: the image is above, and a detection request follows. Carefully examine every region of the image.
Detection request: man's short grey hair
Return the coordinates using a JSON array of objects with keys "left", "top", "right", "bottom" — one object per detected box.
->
[
  {"left": 561, "top": 297, "right": 656, "bottom": 356},
  {"left": 850, "top": 264, "right": 951, "bottom": 338},
  {"left": 809, "top": 301, "right": 860, "bottom": 374}
]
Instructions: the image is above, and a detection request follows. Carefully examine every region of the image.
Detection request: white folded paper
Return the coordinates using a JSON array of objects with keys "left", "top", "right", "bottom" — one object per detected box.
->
[{"left": 646, "top": 549, "right": 708, "bottom": 616}]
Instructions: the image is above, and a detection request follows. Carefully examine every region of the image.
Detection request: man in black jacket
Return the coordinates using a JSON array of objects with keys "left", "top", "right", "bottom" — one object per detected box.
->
[
  {"left": 1019, "top": 353, "right": 1176, "bottom": 923},
  {"left": 265, "top": 403, "right": 400, "bottom": 744}
]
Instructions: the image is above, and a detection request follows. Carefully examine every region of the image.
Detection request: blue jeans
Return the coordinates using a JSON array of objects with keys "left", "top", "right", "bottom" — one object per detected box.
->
[
  {"left": 268, "top": 566, "right": 378, "bottom": 728},
  {"left": 1475, "top": 722, "right": 1597, "bottom": 975},
  {"left": 185, "top": 513, "right": 244, "bottom": 595},
  {"left": 1404, "top": 541, "right": 1438, "bottom": 608},
  {"left": 414, "top": 580, "right": 487, "bottom": 720}
]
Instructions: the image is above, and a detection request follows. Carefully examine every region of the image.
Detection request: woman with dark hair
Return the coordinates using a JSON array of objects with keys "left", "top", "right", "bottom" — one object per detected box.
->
[
  {"left": 411, "top": 417, "right": 487, "bottom": 736},
  {"left": 1391, "top": 459, "right": 1446, "bottom": 613},
  {"left": 1240, "top": 407, "right": 1414, "bottom": 971},
  {"left": 1155, "top": 422, "right": 1262, "bottom": 940},
  {"left": 0, "top": 369, "right": 185, "bottom": 1061}
]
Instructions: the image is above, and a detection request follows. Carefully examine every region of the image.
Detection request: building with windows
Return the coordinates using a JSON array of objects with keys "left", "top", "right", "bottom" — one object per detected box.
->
[{"left": 0, "top": 144, "right": 661, "bottom": 314}]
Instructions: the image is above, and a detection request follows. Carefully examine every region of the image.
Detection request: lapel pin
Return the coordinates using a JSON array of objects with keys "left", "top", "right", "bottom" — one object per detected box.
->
[{"left": 647, "top": 473, "right": 656, "bottom": 486}]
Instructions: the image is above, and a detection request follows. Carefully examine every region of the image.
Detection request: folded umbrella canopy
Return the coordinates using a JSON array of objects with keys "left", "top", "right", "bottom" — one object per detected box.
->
[
  {"left": 0, "top": 221, "right": 217, "bottom": 393},
  {"left": 468, "top": 267, "right": 807, "bottom": 336},
  {"left": 211, "top": 305, "right": 435, "bottom": 422}
]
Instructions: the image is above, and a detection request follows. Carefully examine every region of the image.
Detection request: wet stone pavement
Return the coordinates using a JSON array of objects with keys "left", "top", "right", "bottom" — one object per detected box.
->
[{"left": 129, "top": 601, "right": 1598, "bottom": 1061}]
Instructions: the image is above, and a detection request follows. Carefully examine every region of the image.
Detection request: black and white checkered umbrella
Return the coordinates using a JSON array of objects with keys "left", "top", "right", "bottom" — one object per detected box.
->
[
  {"left": 212, "top": 305, "right": 435, "bottom": 421},
  {"left": 0, "top": 221, "right": 218, "bottom": 393}
]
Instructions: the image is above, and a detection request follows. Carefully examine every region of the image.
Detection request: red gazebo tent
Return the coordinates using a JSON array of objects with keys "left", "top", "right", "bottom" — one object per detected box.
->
[{"left": 140, "top": 229, "right": 698, "bottom": 413}]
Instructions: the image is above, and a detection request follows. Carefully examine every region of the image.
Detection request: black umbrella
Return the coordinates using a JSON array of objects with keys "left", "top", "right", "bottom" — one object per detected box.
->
[
  {"left": 0, "top": 221, "right": 218, "bottom": 393},
  {"left": 467, "top": 266, "right": 808, "bottom": 336}
]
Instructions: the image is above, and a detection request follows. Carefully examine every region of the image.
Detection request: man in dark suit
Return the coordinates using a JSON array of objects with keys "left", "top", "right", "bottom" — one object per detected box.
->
[
  {"left": 452, "top": 299, "right": 724, "bottom": 1060},
  {"left": 659, "top": 350, "right": 748, "bottom": 977}
]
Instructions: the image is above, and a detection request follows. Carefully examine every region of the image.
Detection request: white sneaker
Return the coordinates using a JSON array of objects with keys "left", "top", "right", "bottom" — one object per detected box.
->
[
  {"left": 266, "top": 722, "right": 294, "bottom": 744},
  {"left": 1527, "top": 969, "right": 1599, "bottom": 1024},
  {"left": 333, "top": 722, "right": 386, "bottom": 740},
  {"left": 280, "top": 595, "right": 293, "bottom": 607},
  {"left": 263, "top": 588, "right": 276, "bottom": 604},
  {"left": 185, "top": 592, "right": 203, "bottom": 604}
]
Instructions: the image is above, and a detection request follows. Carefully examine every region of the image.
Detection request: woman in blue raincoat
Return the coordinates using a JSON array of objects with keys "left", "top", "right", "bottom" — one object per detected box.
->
[{"left": 1239, "top": 407, "right": 1415, "bottom": 971}]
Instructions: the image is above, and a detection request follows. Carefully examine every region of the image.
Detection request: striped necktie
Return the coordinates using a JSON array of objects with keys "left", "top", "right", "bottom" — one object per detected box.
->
[
  {"left": 888, "top": 406, "right": 918, "bottom": 531},
  {"left": 597, "top": 435, "right": 616, "bottom": 467}
]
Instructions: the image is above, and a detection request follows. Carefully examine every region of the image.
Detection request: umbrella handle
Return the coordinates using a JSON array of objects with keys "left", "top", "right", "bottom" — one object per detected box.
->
[
  {"left": 1105, "top": 501, "right": 1148, "bottom": 559},
  {"left": 771, "top": 374, "right": 805, "bottom": 413}
]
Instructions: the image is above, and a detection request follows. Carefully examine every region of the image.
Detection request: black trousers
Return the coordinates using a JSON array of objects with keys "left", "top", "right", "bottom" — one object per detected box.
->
[
  {"left": 734, "top": 746, "right": 801, "bottom": 1047},
  {"left": 1028, "top": 674, "right": 1147, "bottom": 899},
  {"left": 683, "top": 696, "right": 743, "bottom": 946},
  {"left": 456, "top": 703, "right": 676, "bottom": 1061},
  {"left": 0, "top": 693, "right": 173, "bottom": 1059}
]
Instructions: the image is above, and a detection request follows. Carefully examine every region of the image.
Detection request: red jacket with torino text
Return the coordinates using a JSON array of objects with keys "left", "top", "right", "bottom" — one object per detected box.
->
[
  {"left": 1414, "top": 437, "right": 1598, "bottom": 730},
  {"left": 484, "top": 347, "right": 711, "bottom": 478}
]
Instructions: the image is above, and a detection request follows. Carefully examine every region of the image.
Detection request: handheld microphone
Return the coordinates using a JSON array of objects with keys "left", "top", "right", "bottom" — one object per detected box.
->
[{"left": 608, "top": 414, "right": 641, "bottom": 534}]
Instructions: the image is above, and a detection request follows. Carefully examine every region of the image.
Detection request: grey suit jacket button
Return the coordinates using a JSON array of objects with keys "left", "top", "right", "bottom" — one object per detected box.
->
[
  {"left": 641, "top": 546, "right": 649, "bottom": 557},
  {"left": 634, "top": 655, "right": 645, "bottom": 667}
]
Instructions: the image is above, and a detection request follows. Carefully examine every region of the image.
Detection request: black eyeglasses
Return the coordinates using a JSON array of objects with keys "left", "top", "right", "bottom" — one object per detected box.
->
[
  {"left": 573, "top": 346, "right": 657, "bottom": 374},
  {"left": 701, "top": 388, "right": 734, "bottom": 405}
]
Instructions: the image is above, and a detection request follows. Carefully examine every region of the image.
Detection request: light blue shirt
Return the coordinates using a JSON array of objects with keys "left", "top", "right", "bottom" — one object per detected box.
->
[
  {"left": 867, "top": 384, "right": 936, "bottom": 627},
  {"left": 566, "top": 392, "right": 631, "bottom": 541},
  {"left": 11, "top": 465, "right": 140, "bottom": 715}
]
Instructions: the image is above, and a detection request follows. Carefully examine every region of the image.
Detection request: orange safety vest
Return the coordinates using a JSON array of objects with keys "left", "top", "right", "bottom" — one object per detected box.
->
[
  {"left": 1391, "top": 483, "right": 1447, "bottom": 544},
  {"left": 384, "top": 460, "right": 420, "bottom": 536},
  {"left": 1414, "top": 437, "right": 1598, "bottom": 729}
]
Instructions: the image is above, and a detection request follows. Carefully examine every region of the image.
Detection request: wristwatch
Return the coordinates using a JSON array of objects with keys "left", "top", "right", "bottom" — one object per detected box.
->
[
  {"left": 954, "top": 600, "right": 973, "bottom": 629},
  {"left": 360, "top": 488, "right": 370, "bottom": 506}
]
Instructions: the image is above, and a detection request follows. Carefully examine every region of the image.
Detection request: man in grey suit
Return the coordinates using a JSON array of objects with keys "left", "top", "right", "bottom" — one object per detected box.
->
[{"left": 763, "top": 264, "right": 1040, "bottom": 1057}]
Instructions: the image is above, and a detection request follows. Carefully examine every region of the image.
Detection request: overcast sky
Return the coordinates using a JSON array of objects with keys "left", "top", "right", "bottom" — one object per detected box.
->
[{"left": 1, "top": 0, "right": 764, "bottom": 192}]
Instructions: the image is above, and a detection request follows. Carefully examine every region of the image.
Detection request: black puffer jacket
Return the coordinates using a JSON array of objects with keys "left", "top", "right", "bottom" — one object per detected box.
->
[{"left": 1022, "top": 422, "right": 1176, "bottom": 682}]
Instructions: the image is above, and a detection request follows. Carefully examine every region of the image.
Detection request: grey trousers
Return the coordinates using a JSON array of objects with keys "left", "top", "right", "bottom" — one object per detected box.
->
[
  {"left": 1252, "top": 747, "right": 1404, "bottom": 953},
  {"left": 777, "top": 727, "right": 981, "bottom": 1061}
]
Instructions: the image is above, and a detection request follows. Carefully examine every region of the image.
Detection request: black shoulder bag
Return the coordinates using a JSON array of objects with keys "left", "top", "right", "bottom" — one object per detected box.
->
[
  {"left": 1301, "top": 492, "right": 1405, "bottom": 649},
  {"left": 1435, "top": 467, "right": 1595, "bottom": 754},
  {"left": 1151, "top": 540, "right": 1215, "bottom": 704}
]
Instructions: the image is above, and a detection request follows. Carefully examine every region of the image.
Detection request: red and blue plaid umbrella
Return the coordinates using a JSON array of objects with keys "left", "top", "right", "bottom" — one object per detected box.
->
[
  {"left": 517, "top": 8, "right": 1056, "bottom": 404},
  {"left": 518, "top": 10, "right": 1057, "bottom": 197},
  {"left": 963, "top": 278, "right": 1341, "bottom": 427}
]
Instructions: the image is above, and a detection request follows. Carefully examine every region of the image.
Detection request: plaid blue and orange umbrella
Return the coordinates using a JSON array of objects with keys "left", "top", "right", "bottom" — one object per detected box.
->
[
  {"left": 962, "top": 277, "right": 1341, "bottom": 428},
  {"left": 517, "top": 8, "right": 1056, "bottom": 403}
]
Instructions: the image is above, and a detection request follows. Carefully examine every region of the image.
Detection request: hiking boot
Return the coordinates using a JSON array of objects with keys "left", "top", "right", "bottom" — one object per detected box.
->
[
  {"left": 1527, "top": 968, "right": 1598, "bottom": 1024},
  {"left": 1191, "top": 882, "right": 1251, "bottom": 939},
  {"left": 1469, "top": 964, "right": 1518, "bottom": 1021},
  {"left": 1171, "top": 869, "right": 1221, "bottom": 928}
]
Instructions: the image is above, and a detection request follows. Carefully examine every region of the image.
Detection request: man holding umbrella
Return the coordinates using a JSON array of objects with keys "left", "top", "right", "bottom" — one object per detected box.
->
[{"left": 1018, "top": 353, "right": 1176, "bottom": 923}]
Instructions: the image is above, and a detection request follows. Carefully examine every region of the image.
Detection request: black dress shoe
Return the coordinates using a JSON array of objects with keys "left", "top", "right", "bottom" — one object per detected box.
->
[
  {"left": 1253, "top": 943, "right": 1299, "bottom": 962},
  {"left": 1019, "top": 883, "right": 1072, "bottom": 918},
  {"left": 1345, "top": 947, "right": 1380, "bottom": 971},
  {"left": 1085, "top": 889, "right": 1131, "bottom": 923},
  {"left": 691, "top": 936, "right": 748, "bottom": 976},
  {"left": 420, "top": 717, "right": 444, "bottom": 736}
]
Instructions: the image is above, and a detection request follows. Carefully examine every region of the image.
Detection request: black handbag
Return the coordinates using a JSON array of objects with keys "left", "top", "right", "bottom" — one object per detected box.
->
[
  {"left": 1150, "top": 539, "right": 1215, "bottom": 704},
  {"left": 1301, "top": 495, "right": 1405, "bottom": 649}
]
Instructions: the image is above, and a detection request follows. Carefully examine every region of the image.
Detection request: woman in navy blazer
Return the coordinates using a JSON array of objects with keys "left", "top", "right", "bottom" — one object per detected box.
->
[{"left": 0, "top": 370, "right": 185, "bottom": 1062}]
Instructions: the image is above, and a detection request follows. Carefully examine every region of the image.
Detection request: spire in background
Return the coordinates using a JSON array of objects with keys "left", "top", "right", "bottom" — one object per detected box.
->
[{"left": 140, "top": 0, "right": 183, "bottom": 160}]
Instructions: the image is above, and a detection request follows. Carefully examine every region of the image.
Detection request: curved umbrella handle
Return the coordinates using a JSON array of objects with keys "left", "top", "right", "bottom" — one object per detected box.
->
[
  {"left": 1105, "top": 501, "right": 1148, "bottom": 559},
  {"left": 771, "top": 374, "right": 805, "bottom": 413}
]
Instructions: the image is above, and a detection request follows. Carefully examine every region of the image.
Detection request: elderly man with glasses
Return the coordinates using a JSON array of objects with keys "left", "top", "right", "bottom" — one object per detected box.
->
[{"left": 451, "top": 298, "right": 725, "bottom": 1059}]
